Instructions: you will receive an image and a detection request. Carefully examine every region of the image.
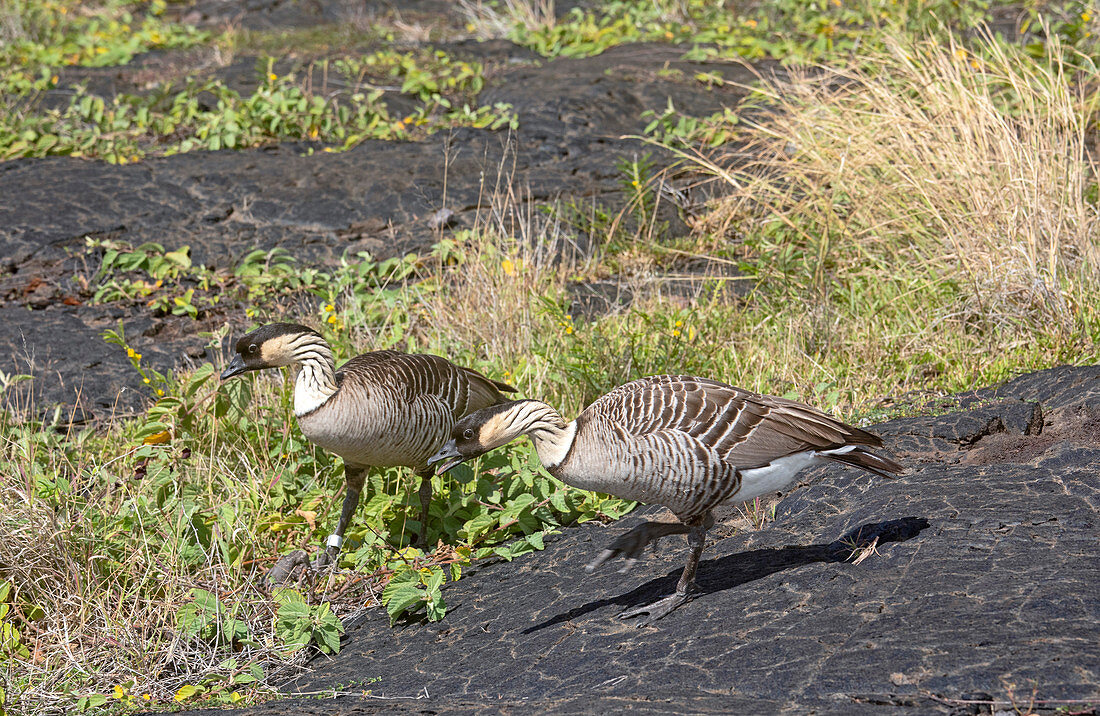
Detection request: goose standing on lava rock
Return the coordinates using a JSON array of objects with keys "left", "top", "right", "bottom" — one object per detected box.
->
[
  {"left": 221, "top": 322, "right": 515, "bottom": 577},
  {"left": 428, "top": 374, "right": 903, "bottom": 624}
]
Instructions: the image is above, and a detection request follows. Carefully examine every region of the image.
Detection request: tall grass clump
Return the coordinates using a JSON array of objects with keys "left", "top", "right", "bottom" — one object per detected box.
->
[{"left": 695, "top": 32, "right": 1100, "bottom": 391}]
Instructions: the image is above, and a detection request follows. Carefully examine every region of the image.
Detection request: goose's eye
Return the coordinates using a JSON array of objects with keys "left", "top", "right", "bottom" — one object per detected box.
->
[
  {"left": 463, "top": 428, "right": 474, "bottom": 441},
  {"left": 248, "top": 343, "right": 257, "bottom": 354}
]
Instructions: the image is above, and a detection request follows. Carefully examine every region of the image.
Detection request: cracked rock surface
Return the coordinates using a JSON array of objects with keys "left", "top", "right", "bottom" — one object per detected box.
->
[{"left": 181, "top": 366, "right": 1100, "bottom": 715}]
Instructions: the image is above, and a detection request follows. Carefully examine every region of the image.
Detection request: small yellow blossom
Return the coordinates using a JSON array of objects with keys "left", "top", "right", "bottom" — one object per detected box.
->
[
  {"left": 268, "top": 72, "right": 278, "bottom": 81},
  {"left": 1082, "top": 11, "right": 1091, "bottom": 21},
  {"left": 465, "top": 22, "right": 476, "bottom": 32},
  {"left": 50, "top": 74, "right": 58, "bottom": 85},
  {"left": 744, "top": 19, "right": 757, "bottom": 28},
  {"left": 156, "top": 388, "right": 165, "bottom": 396},
  {"left": 672, "top": 329, "right": 681, "bottom": 337},
  {"left": 309, "top": 127, "right": 319, "bottom": 139},
  {"left": 674, "top": 319, "right": 683, "bottom": 328},
  {"left": 954, "top": 48, "right": 968, "bottom": 61},
  {"left": 143, "top": 377, "right": 150, "bottom": 384},
  {"left": 565, "top": 325, "right": 574, "bottom": 335},
  {"left": 327, "top": 314, "right": 338, "bottom": 324},
  {"left": 134, "top": 353, "right": 142, "bottom": 361},
  {"left": 688, "top": 326, "right": 696, "bottom": 341},
  {"left": 501, "top": 258, "right": 515, "bottom": 276},
  {"left": 127, "top": 347, "right": 136, "bottom": 358},
  {"left": 142, "top": 694, "right": 152, "bottom": 701},
  {"left": 323, "top": 303, "right": 335, "bottom": 312},
  {"left": 113, "top": 685, "right": 127, "bottom": 700}
]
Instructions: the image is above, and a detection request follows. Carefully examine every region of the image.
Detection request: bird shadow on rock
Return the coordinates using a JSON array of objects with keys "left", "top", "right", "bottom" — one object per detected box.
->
[{"left": 524, "top": 516, "right": 930, "bottom": 633}]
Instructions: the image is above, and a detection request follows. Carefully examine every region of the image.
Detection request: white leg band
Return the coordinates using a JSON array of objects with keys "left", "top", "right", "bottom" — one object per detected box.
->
[{"left": 326, "top": 534, "right": 344, "bottom": 549}]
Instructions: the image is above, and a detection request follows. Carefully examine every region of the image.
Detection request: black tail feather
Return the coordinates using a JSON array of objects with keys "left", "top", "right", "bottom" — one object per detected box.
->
[{"left": 821, "top": 447, "right": 904, "bottom": 479}]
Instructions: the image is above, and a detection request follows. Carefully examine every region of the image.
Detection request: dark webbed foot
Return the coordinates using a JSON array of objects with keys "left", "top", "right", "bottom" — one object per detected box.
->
[
  {"left": 585, "top": 520, "right": 691, "bottom": 574},
  {"left": 265, "top": 550, "right": 311, "bottom": 586},
  {"left": 600, "top": 513, "right": 713, "bottom": 626},
  {"left": 619, "top": 588, "right": 694, "bottom": 625},
  {"left": 311, "top": 546, "right": 339, "bottom": 571}
]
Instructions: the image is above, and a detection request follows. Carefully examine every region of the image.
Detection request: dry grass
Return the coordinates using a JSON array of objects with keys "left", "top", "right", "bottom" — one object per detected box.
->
[
  {"left": 456, "top": 0, "right": 559, "bottom": 40},
  {"left": 706, "top": 33, "right": 1099, "bottom": 335}
]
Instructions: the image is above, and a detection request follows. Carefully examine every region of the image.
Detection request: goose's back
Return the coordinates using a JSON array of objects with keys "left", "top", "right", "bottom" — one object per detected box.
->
[
  {"left": 299, "top": 351, "right": 512, "bottom": 468},
  {"left": 557, "top": 375, "right": 880, "bottom": 518}
]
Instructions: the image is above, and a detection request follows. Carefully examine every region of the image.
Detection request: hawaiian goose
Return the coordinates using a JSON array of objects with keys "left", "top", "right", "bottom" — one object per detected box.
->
[
  {"left": 220, "top": 322, "right": 515, "bottom": 570},
  {"left": 428, "top": 374, "right": 903, "bottom": 624}
]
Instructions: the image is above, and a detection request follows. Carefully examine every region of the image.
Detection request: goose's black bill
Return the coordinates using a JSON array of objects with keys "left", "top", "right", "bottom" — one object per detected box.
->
[
  {"left": 220, "top": 354, "right": 249, "bottom": 380},
  {"left": 428, "top": 440, "right": 465, "bottom": 474}
]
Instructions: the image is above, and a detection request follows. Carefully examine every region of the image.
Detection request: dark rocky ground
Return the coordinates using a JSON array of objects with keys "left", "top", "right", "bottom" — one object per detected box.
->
[
  {"left": 1, "top": 0, "right": 752, "bottom": 417},
  {"left": 172, "top": 366, "right": 1099, "bottom": 715}
]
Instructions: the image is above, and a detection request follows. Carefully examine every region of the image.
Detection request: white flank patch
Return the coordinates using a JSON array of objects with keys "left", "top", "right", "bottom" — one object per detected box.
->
[
  {"left": 734, "top": 450, "right": 819, "bottom": 503},
  {"left": 820, "top": 444, "right": 858, "bottom": 455}
]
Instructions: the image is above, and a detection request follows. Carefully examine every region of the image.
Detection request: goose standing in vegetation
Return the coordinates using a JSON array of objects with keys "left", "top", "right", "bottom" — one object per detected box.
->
[
  {"left": 429, "top": 374, "right": 903, "bottom": 624},
  {"left": 221, "top": 322, "right": 515, "bottom": 572}
]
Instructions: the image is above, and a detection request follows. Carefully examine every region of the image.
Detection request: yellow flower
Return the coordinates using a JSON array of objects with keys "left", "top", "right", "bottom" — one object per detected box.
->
[
  {"left": 113, "top": 685, "right": 127, "bottom": 699},
  {"left": 745, "top": 19, "right": 757, "bottom": 28},
  {"left": 501, "top": 258, "right": 515, "bottom": 276},
  {"left": 327, "top": 314, "right": 337, "bottom": 324},
  {"left": 954, "top": 48, "right": 968, "bottom": 61},
  {"left": 156, "top": 388, "right": 165, "bottom": 396},
  {"left": 323, "top": 303, "right": 335, "bottom": 312},
  {"left": 1082, "top": 11, "right": 1091, "bottom": 21},
  {"left": 688, "top": 326, "right": 696, "bottom": 341},
  {"left": 50, "top": 74, "right": 58, "bottom": 85},
  {"left": 465, "top": 22, "right": 476, "bottom": 32},
  {"left": 672, "top": 329, "right": 681, "bottom": 337},
  {"left": 134, "top": 353, "right": 142, "bottom": 361},
  {"left": 268, "top": 72, "right": 278, "bottom": 81},
  {"left": 565, "top": 325, "right": 574, "bottom": 335},
  {"left": 142, "top": 694, "right": 151, "bottom": 701},
  {"left": 309, "top": 127, "right": 319, "bottom": 139},
  {"left": 143, "top": 377, "right": 150, "bottom": 384},
  {"left": 674, "top": 319, "right": 683, "bottom": 328},
  {"left": 127, "top": 347, "right": 136, "bottom": 358}
]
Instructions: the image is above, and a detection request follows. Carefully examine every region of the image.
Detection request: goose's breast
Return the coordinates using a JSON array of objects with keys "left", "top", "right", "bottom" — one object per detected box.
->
[{"left": 297, "top": 396, "right": 453, "bottom": 468}]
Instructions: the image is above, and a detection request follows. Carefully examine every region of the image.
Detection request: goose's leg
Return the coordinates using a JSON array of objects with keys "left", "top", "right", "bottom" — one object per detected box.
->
[
  {"left": 313, "top": 464, "right": 367, "bottom": 570},
  {"left": 619, "top": 512, "right": 713, "bottom": 625},
  {"left": 412, "top": 467, "right": 434, "bottom": 548},
  {"left": 585, "top": 521, "right": 692, "bottom": 574}
]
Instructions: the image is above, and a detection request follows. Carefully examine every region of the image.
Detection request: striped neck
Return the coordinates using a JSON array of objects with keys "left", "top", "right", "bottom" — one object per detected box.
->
[
  {"left": 501, "top": 400, "right": 577, "bottom": 470},
  {"left": 289, "top": 334, "right": 338, "bottom": 416}
]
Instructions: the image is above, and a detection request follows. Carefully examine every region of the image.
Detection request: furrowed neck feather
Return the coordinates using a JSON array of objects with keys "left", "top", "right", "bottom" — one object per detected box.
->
[
  {"left": 508, "top": 401, "right": 577, "bottom": 469},
  {"left": 291, "top": 335, "right": 338, "bottom": 416}
]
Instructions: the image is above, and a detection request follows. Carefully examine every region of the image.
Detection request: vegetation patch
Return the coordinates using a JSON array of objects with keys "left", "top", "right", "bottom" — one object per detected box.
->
[{"left": 0, "top": 1, "right": 516, "bottom": 161}]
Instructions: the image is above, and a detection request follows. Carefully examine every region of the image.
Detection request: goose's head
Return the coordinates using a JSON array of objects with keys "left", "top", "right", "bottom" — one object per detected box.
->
[
  {"left": 220, "top": 323, "right": 321, "bottom": 380},
  {"left": 428, "top": 401, "right": 530, "bottom": 473}
]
